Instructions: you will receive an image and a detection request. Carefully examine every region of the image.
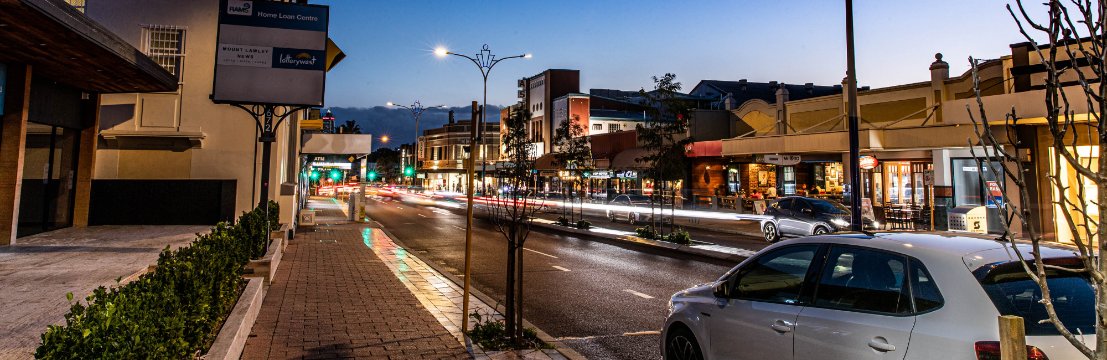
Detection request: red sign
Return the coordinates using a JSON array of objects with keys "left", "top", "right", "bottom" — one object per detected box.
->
[
  {"left": 987, "top": 181, "right": 1002, "bottom": 197},
  {"left": 858, "top": 155, "right": 879, "bottom": 170}
]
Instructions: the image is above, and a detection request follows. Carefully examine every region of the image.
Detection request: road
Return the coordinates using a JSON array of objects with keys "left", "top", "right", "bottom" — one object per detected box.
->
[{"left": 364, "top": 197, "right": 768, "bottom": 359}]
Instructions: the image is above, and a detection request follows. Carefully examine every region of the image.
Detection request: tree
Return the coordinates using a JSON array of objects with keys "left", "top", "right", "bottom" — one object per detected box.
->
[
  {"left": 636, "top": 73, "right": 693, "bottom": 236},
  {"left": 486, "top": 104, "right": 541, "bottom": 343},
  {"left": 337, "top": 119, "right": 362, "bottom": 134},
  {"left": 366, "top": 147, "right": 400, "bottom": 183},
  {"left": 967, "top": 1, "right": 1106, "bottom": 358},
  {"left": 552, "top": 114, "right": 593, "bottom": 224}
]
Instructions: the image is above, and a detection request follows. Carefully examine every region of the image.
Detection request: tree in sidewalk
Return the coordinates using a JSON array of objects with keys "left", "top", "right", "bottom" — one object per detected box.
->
[
  {"left": 636, "top": 73, "right": 693, "bottom": 237},
  {"left": 552, "top": 114, "right": 594, "bottom": 225},
  {"left": 485, "top": 104, "right": 542, "bottom": 343},
  {"left": 966, "top": 1, "right": 1106, "bottom": 358}
]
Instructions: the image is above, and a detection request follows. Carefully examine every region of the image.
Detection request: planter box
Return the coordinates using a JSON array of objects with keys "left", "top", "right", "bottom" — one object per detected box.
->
[
  {"left": 244, "top": 236, "right": 283, "bottom": 285},
  {"left": 202, "top": 277, "right": 265, "bottom": 360}
]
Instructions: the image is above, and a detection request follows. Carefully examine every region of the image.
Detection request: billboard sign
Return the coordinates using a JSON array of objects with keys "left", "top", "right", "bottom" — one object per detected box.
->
[{"left": 212, "top": 0, "right": 329, "bottom": 107}]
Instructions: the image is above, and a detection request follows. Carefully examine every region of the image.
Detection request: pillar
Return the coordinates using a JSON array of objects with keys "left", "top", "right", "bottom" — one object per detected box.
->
[
  {"left": 72, "top": 95, "right": 101, "bottom": 227},
  {"left": 930, "top": 53, "right": 950, "bottom": 124},
  {"left": 0, "top": 64, "right": 32, "bottom": 245}
]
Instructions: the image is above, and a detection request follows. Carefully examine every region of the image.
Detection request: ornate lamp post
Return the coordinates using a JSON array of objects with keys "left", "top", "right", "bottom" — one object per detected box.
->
[{"left": 388, "top": 101, "right": 444, "bottom": 186}]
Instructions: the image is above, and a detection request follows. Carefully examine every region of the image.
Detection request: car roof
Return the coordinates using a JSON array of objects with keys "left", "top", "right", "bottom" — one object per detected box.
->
[{"left": 781, "top": 232, "right": 1081, "bottom": 269}]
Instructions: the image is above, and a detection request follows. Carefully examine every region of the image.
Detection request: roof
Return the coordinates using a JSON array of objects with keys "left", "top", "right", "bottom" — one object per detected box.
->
[
  {"left": 785, "top": 232, "right": 1081, "bottom": 270},
  {"left": 0, "top": 0, "right": 177, "bottom": 93},
  {"left": 690, "top": 80, "right": 842, "bottom": 104}
]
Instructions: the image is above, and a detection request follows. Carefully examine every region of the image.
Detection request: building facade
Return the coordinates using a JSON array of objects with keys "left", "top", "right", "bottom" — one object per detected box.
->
[{"left": 417, "top": 111, "right": 500, "bottom": 192}]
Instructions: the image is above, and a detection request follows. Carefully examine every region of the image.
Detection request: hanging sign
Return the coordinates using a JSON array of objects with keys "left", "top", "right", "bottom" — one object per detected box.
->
[
  {"left": 858, "top": 155, "right": 879, "bottom": 170},
  {"left": 212, "top": 0, "right": 329, "bottom": 106},
  {"left": 757, "top": 154, "right": 801, "bottom": 166}
]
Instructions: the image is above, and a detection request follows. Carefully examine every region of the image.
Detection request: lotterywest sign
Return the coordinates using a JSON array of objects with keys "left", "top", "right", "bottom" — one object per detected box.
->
[{"left": 212, "top": 0, "right": 329, "bottom": 107}]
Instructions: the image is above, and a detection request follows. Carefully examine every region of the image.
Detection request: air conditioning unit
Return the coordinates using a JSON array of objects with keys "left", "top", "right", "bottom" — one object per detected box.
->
[{"left": 948, "top": 205, "right": 988, "bottom": 234}]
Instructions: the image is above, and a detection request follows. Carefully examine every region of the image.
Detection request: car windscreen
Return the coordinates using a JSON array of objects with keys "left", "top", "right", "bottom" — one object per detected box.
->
[
  {"left": 626, "top": 195, "right": 651, "bottom": 202},
  {"left": 808, "top": 199, "right": 849, "bottom": 214},
  {"left": 974, "top": 257, "right": 1095, "bottom": 336}
]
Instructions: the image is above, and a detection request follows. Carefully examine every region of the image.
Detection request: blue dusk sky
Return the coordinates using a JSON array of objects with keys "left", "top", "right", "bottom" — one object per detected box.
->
[{"left": 315, "top": 0, "right": 1047, "bottom": 109}]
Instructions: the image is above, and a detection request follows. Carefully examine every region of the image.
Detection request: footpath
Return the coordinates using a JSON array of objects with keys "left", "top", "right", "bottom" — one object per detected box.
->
[{"left": 243, "top": 197, "right": 566, "bottom": 359}]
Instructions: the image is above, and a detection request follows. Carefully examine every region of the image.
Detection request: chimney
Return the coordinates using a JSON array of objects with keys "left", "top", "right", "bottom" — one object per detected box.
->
[
  {"left": 739, "top": 79, "right": 748, "bottom": 91},
  {"left": 930, "top": 53, "right": 950, "bottom": 81},
  {"left": 448, "top": 110, "right": 455, "bottom": 124}
]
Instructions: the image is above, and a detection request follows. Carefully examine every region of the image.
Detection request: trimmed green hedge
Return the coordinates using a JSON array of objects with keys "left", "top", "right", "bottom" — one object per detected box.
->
[{"left": 35, "top": 201, "right": 280, "bottom": 359}]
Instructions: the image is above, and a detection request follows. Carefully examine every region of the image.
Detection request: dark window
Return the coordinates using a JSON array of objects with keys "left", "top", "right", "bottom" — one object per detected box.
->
[
  {"left": 910, "top": 259, "right": 943, "bottom": 313},
  {"left": 732, "top": 245, "right": 819, "bottom": 304},
  {"left": 809, "top": 198, "right": 849, "bottom": 215},
  {"left": 792, "top": 199, "right": 811, "bottom": 212},
  {"left": 814, "top": 246, "right": 911, "bottom": 315},
  {"left": 773, "top": 198, "right": 793, "bottom": 210},
  {"left": 976, "top": 258, "right": 1094, "bottom": 336}
]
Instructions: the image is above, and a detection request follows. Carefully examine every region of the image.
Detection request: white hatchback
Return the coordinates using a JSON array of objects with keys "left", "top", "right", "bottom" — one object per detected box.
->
[{"left": 662, "top": 232, "right": 1093, "bottom": 360}]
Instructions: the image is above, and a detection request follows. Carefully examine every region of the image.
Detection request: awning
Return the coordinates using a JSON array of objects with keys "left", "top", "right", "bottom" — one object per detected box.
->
[
  {"left": 611, "top": 148, "right": 651, "bottom": 169},
  {"left": 721, "top": 125, "right": 993, "bottom": 156},
  {"left": 0, "top": 0, "right": 177, "bottom": 93},
  {"left": 686, "top": 140, "right": 722, "bottom": 157},
  {"left": 302, "top": 133, "right": 373, "bottom": 155}
]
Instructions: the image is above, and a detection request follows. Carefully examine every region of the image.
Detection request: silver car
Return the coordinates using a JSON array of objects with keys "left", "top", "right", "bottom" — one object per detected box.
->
[
  {"left": 662, "top": 232, "right": 1091, "bottom": 360},
  {"left": 606, "top": 194, "right": 655, "bottom": 224}
]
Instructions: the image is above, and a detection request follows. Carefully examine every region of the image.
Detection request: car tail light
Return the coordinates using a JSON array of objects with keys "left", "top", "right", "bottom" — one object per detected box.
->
[{"left": 974, "top": 341, "right": 1049, "bottom": 360}]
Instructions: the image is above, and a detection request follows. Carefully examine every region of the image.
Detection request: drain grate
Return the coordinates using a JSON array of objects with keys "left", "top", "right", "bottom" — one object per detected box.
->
[{"left": 319, "top": 239, "right": 337, "bottom": 244}]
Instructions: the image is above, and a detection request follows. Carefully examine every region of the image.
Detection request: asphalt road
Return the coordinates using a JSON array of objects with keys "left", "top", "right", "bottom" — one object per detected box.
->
[{"left": 363, "top": 197, "right": 764, "bottom": 359}]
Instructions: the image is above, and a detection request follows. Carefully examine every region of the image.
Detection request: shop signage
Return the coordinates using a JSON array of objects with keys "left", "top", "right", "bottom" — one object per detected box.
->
[
  {"left": 616, "top": 170, "right": 638, "bottom": 179},
  {"left": 858, "top": 155, "right": 879, "bottom": 170},
  {"left": 757, "top": 154, "right": 801, "bottom": 166},
  {"left": 923, "top": 170, "right": 934, "bottom": 186},
  {"left": 212, "top": 0, "right": 329, "bottom": 106},
  {"left": 588, "top": 170, "right": 612, "bottom": 179}
]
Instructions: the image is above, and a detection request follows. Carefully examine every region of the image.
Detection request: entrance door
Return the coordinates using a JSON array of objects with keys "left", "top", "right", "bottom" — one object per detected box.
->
[{"left": 17, "top": 123, "right": 80, "bottom": 237}]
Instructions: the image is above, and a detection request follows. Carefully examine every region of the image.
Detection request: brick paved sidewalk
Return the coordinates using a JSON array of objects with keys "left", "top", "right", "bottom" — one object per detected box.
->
[{"left": 242, "top": 207, "right": 469, "bottom": 359}]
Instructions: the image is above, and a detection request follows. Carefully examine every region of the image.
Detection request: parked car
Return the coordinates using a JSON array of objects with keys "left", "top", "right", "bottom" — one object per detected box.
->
[
  {"left": 661, "top": 232, "right": 1091, "bottom": 360},
  {"left": 606, "top": 194, "right": 655, "bottom": 224},
  {"left": 760, "top": 196, "right": 877, "bottom": 242}
]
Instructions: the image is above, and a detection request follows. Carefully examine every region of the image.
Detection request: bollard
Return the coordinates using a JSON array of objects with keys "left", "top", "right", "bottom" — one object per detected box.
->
[{"left": 998, "top": 315, "right": 1026, "bottom": 360}]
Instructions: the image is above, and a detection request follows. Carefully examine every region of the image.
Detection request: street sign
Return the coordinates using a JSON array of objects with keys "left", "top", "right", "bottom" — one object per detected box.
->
[
  {"left": 212, "top": 0, "right": 329, "bottom": 106},
  {"left": 858, "top": 155, "right": 879, "bottom": 170}
]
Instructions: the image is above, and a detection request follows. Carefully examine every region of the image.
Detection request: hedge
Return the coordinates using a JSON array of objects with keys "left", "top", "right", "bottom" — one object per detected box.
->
[{"left": 35, "top": 201, "right": 280, "bottom": 359}]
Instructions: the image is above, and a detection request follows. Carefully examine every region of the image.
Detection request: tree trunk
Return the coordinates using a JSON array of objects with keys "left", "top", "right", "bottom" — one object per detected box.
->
[
  {"left": 1098, "top": 141, "right": 1107, "bottom": 360},
  {"left": 505, "top": 226, "right": 517, "bottom": 340},
  {"left": 515, "top": 239, "right": 525, "bottom": 341}
]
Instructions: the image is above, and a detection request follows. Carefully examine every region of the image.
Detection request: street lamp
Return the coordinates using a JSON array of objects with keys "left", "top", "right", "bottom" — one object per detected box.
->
[
  {"left": 387, "top": 101, "right": 445, "bottom": 186},
  {"left": 435, "top": 44, "right": 530, "bottom": 334}
]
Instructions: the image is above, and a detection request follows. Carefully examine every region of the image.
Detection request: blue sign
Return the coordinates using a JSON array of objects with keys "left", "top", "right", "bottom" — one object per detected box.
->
[
  {"left": 0, "top": 63, "right": 5, "bottom": 116},
  {"left": 220, "top": 0, "right": 328, "bottom": 32}
]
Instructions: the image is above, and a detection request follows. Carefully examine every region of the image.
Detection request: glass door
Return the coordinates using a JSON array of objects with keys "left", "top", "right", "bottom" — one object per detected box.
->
[{"left": 18, "top": 123, "right": 80, "bottom": 237}]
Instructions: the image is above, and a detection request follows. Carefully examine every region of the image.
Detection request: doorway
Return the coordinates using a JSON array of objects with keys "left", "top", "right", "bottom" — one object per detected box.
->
[{"left": 17, "top": 123, "right": 81, "bottom": 237}]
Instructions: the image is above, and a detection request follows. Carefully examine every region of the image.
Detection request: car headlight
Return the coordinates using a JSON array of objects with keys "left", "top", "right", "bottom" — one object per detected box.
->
[{"left": 830, "top": 218, "right": 850, "bottom": 228}]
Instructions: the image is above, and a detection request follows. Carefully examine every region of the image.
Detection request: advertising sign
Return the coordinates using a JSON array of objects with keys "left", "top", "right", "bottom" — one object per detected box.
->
[
  {"left": 858, "top": 155, "right": 879, "bottom": 170},
  {"left": 757, "top": 154, "right": 801, "bottom": 166},
  {"left": 212, "top": 0, "right": 329, "bottom": 106}
]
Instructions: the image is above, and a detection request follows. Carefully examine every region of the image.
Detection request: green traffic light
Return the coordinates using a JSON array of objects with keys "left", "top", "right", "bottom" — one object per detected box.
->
[
  {"left": 368, "top": 171, "right": 377, "bottom": 181},
  {"left": 310, "top": 170, "right": 320, "bottom": 180},
  {"left": 403, "top": 166, "right": 414, "bottom": 177},
  {"left": 329, "top": 169, "right": 341, "bottom": 181}
]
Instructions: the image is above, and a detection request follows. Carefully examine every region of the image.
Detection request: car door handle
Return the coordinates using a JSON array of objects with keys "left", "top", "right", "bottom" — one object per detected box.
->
[
  {"left": 868, "top": 337, "right": 896, "bottom": 352},
  {"left": 770, "top": 320, "right": 794, "bottom": 333}
]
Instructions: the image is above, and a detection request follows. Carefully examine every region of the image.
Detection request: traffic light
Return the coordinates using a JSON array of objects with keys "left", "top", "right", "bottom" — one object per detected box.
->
[
  {"left": 403, "top": 166, "right": 414, "bottom": 177},
  {"left": 368, "top": 171, "right": 377, "bottom": 181},
  {"left": 310, "top": 170, "right": 320, "bottom": 181},
  {"left": 329, "top": 169, "right": 342, "bottom": 181}
]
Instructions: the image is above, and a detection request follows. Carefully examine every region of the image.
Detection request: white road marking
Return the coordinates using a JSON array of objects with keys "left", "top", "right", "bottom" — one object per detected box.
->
[
  {"left": 417, "top": 213, "right": 427, "bottom": 218},
  {"left": 452, "top": 225, "right": 466, "bottom": 231},
  {"left": 552, "top": 266, "right": 571, "bottom": 272},
  {"left": 396, "top": 206, "right": 403, "bottom": 210},
  {"left": 523, "top": 248, "right": 558, "bottom": 259},
  {"left": 624, "top": 289, "right": 654, "bottom": 299}
]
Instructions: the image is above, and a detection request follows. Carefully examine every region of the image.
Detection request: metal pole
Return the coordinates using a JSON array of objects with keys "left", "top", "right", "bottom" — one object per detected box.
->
[
  {"left": 479, "top": 77, "right": 488, "bottom": 195},
  {"left": 462, "top": 101, "right": 479, "bottom": 333},
  {"left": 260, "top": 105, "right": 276, "bottom": 205},
  {"left": 414, "top": 110, "right": 420, "bottom": 188},
  {"left": 846, "top": 0, "right": 863, "bottom": 232}
]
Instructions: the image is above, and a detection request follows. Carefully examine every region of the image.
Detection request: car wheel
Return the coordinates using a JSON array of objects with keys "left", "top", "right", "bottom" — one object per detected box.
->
[
  {"left": 763, "top": 222, "right": 781, "bottom": 243},
  {"left": 629, "top": 213, "right": 638, "bottom": 225},
  {"left": 813, "top": 226, "right": 830, "bottom": 235},
  {"left": 665, "top": 326, "right": 703, "bottom": 360},
  {"left": 607, "top": 211, "right": 616, "bottom": 222}
]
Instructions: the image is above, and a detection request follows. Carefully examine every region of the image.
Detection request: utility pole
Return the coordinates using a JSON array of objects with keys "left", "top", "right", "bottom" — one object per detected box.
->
[
  {"left": 846, "top": 0, "right": 863, "bottom": 231},
  {"left": 462, "top": 101, "right": 480, "bottom": 332}
]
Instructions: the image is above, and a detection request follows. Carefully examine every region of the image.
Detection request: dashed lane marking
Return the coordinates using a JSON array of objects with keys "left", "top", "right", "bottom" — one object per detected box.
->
[
  {"left": 452, "top": 225, "right": 466, "bottom": 231},
  {"left": 623, "top": 289, "right": 654, "bottom": 299},
  {"left": 523, "top": 248, "right": 559, "bottom": 259},
  {"left": 417, "top": 213, "right": 427, "bottom": 218},
  {"left": 552, "top": 266, "right": 571, "bottom": 272}
]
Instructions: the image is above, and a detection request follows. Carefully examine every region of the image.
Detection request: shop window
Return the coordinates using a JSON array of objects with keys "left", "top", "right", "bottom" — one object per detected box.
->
[
  {"left": 782, "top": 166, "right": 796, "bottom": 195},
  {"left": 593, "top": 124, "right": 602, "bottom": 131},
  {"left": 609, "top": 124, "right": 620, "bottom": 132},
  {"left": 1048, "top": 147, "right": 1098, "bottom": 244},
  {"left": 951, "top": 158, "right": 1003, "bottom": 207},
  {"left": 141, "top": 25, "right": 186, "bottom": 82}
]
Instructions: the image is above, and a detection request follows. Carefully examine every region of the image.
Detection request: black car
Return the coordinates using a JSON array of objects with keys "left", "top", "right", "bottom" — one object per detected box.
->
[{"left": 760, "top": 196, "right": 875, "bottom": 242}]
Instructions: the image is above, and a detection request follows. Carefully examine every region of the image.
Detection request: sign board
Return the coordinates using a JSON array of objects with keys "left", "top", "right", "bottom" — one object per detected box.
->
[
  {"left": 860, "top": 198, "right": 876, "bottom": 221},
  {"left": 757, "top": 154, "right": 801, "bottom": 166},
  {"left": 923, "top": 170, "right": 934, "bottom": 186},
  {"left": 615, "top": 170, "right": 638, "bottom": 179},
  {"left": 0, "top": 63, "right": 5, "bottom": 116},
  {"left": 589, "top": 170, "right": 612, "bottom": 179},
  {"left": 212, "top": 0, "right": 329, "bottom": 106},
  {"left": 753, "top": 200, "right": 768, "bottom": 215},
  {"left": 858, "top": 155, "right": 878, "bottom": 170}
]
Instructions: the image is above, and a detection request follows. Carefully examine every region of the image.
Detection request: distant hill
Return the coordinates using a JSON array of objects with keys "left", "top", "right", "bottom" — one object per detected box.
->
[{"left": 327, "top": 105, "right": 502, "bottom": 148}]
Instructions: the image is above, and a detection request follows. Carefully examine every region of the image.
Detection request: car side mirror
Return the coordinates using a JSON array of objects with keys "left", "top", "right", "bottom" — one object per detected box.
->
[{"left": 712, "top": 281, "right": 731, "bottom": 299}]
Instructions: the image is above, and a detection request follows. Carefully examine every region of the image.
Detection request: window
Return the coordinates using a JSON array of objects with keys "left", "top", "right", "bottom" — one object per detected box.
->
[
  {"left": 609, "top": 124, "right": 621, "bottom": 132},
  {"left": 732, "top": 245, "right": 819, "bottom": 304},
  {"left": 771, "top": 198, "right": 793, "bottom": 210},
  {"left": 910, "top": 259, "right": 943, "bottom": 313},
  {"left": 593, "top": 124, "right": 602, "bottom": 131},
  {"left": 141, "top": 25, "right": 186, "bottom": 81},
  {"left": 813, "top": 246, "right": 910, "bottom": 315},
  {"left": 977, "top": 257, "right": 1093, "bottom": 336},
  {"left": 782, "top": 166, "right": 796, "bottom": 195}
]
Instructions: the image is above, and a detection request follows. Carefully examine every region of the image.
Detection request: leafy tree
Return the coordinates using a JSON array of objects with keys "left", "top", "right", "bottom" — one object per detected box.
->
[
  {"left": 552, "top": 115, "right": 593, "bottom": 224},
  {"left": 337, "top": 119, "right": 362, "bottom": 134},
  {"left": 486, "top": 104, "right": 541, "bottom": 342},
  {"left": 366, "top": 147, "right": 401, "bottom": 182},
  {"left": 636, "top": 73, "right": 693, "bottom": 235}
]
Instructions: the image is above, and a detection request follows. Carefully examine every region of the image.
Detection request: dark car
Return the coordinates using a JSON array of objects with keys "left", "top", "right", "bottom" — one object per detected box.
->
[{"left": 760, "top": 196, "right": 875, "bottom": 242}]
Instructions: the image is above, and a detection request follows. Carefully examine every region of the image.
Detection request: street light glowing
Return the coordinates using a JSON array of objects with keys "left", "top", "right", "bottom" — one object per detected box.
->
[
  {"left": 386, "top": 102, "right": 394, "bottom": 106},
  {"left": 524, "top": 53, "right": 533, "bottom": 59},
  {"left": 434, "top": 47, "right": 448, "bottom": 57},
  {"left": 380, "top": 135, "right": 389, "bottom": 143}
]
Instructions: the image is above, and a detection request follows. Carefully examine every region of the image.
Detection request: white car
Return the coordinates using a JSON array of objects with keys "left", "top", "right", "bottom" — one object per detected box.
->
[{"left": 662, "top": 232, "right": 1092, "bottom": 360}]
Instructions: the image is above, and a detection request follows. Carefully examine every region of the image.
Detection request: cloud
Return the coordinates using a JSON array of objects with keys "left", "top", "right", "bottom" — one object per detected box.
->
[{"left": 327, "top": 105, "right": 502, "bottom": 148}]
